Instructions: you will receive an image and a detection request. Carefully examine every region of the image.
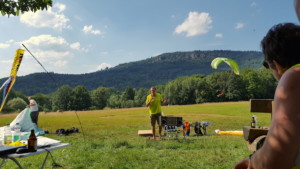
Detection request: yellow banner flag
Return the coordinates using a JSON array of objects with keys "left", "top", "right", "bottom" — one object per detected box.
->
[{"left": 0, "top": 49, "right": 24, "bottom": 112}]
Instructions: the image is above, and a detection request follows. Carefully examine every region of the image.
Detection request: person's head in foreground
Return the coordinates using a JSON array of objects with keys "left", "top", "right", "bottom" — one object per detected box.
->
[
  {"left": 235, "top": 22, "right": 300, "bottom": 169},
  {"left": 261, "top": 23, "right": 300, "bottom": 80}
]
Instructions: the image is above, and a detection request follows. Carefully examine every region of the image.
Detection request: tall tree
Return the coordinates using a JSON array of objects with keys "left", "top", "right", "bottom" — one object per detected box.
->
[
  {"left": 52, "top": 85, "right": 73, "bottom": 111},
  {"left": 134, "top": 88, "right": 148, "bottom": 107},
  {"left": 6, "top": 97, "right": 27, "bottom": 112},
  {"left": 69, "top": 86, "right": 91, "bottom": 111},
  {"left": 91, "top": 87, "right": 109, "bottom": 110},
  {"left": 123, "top": 86, "right": 135, "bottom": 100},
  {"left": 0, "top": 0, "right": 52, "bottom": 16}
]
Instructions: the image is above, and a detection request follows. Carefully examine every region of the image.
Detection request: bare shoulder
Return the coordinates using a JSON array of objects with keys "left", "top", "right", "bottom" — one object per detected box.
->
[
  {"left": 278, "top": 67, "right": 300, "bottom": 93},
  {"left": 275, "top": 67, "right": 300, "bottom": 119}
]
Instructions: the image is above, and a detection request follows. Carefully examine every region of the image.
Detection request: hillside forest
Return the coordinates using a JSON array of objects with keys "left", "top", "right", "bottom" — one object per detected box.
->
[
  {"left": 0, "top": 67, "right": 276, "bottom": 113},
  {"left": 0, "top": 50, "right": 263, "bottom": 95}
]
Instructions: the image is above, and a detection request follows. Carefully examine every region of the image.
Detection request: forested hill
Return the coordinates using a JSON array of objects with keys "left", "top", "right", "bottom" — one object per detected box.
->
[{"left": 1, "top": 50, "right": 264, "bottom": 95}]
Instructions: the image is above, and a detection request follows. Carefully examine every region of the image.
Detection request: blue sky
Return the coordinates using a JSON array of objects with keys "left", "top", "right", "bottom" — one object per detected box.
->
[{"left": 0, "top": 0, "right": 298, "bottom": 78}]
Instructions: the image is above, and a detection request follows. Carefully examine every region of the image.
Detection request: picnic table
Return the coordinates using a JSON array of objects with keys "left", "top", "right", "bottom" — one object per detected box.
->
[{"left": 0, "top": 143, "right": 70, "bottom": 169}]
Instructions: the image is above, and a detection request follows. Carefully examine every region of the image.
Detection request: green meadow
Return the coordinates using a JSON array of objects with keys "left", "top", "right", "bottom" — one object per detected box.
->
[{"left": 0, "top": 101, "right": 271, "bottom": 169}]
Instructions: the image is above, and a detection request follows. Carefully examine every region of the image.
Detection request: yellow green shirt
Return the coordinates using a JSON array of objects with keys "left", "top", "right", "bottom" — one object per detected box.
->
[{"left": 146, "top": 93, "right": 163, "bottom": 115}]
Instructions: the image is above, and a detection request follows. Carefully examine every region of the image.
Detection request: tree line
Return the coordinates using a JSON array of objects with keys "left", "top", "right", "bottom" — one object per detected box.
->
[
  {"left": 4, "top": 50, "right": 263, "bottom": 95},
  {"left": 0, "top": 67, "right": 276, "bottom": 113}
]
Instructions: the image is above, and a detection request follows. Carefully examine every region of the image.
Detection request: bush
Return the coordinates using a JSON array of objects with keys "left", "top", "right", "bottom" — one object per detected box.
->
[{"left": 7, "top": 97, "right": 27, "bottom": 111}]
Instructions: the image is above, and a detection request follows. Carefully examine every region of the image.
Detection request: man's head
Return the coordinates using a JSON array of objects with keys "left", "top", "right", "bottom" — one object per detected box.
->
[
  {"left": 261, "top": 23, "right": 300, "bottom": 79},
  {"left": 28, "top": 96, "right": 32, "bottom": 101},
  {"left": 150, "top": 87, "right": 156, "bottom": 96}
]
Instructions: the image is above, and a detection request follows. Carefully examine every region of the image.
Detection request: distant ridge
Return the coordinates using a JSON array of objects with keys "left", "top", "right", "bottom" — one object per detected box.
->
[{"left": 1, "top": 50, "right": 263, "bottom": 95}]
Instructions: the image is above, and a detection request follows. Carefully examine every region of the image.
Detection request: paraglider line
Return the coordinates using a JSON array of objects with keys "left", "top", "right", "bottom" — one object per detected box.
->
[
  {"left": 22, "top": 44, "right": 87, "bottom": 146},
  {"left": 74, "top": 110, "right": 86, "bottom": 144},
  {"left": 22, "top": 44, "right": 59, "bottom": 87}
]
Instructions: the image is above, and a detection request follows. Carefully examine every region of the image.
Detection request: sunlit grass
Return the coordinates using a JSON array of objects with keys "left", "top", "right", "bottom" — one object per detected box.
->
[{"left": 0, "top": 101, "right": 271, "bottom": 168}]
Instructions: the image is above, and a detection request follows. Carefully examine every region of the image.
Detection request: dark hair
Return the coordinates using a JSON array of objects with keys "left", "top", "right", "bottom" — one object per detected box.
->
[{"left": 261, "top": 23, "right": 300, "bottom": 69}]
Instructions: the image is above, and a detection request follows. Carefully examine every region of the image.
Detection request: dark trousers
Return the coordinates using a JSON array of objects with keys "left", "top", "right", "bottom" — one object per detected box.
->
[{"left": 30, "top": 111, "right": 39, "bottom": 125}]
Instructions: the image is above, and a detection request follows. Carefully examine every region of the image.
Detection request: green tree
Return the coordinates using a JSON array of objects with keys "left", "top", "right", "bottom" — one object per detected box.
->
[
  {"left": 121, "top": 100, "right": 135, "bottom": 108},
  {"left": 52, "top": 85, "right": 73, "bottom": 111},
  {"left": 225, "top": 73, "right": 246, "bottom": 101},
  {"left": 194, "top": 75, "right": 213, "bottom": 103},
  {"left": 205, "top": 72, "right": 231, "bottom": 102},
  {"left": 33, "top": 93, "right": 51, "bottom": 112},
  {"left": 69, "top": 86, "right": 91, "bottom": 111},
  {"left": 241, "top": 69, "right": 266, "bottom": 99},
  {"left": 256, "top": 67, "right": 277, "bottom": 98},
  {"left": 15, "top": 91, "right": 27, "bottom": 103},
  {"left": 107, "top": 94, "right": 122, "bottom": 108},
  {"left": 91, "top": 87, "right": 109, "bottom": 110},
  {"left": 123, "top": 86, "right": 135, "bottom": 100},
  {"left": 134, "top": 88, "right": 148, "bottom": 107},
  {"left": 0, "top": 0, "right": 52, "bottom": 16},
  {"left": 6, "top": 97, "right": 27, "bottom": 112}
]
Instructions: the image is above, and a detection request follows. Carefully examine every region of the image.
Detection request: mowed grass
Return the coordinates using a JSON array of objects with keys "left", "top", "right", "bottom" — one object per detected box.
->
[{"left": 0, "top": 101, "right": 271, "bottom": 169}]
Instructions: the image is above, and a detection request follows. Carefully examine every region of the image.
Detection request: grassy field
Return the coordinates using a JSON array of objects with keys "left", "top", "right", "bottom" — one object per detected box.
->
[{"left": 0, "top": 101, "right": 271, "bottom": 169}]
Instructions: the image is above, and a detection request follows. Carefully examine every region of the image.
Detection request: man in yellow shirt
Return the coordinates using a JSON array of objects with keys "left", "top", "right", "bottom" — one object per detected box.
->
[{"left": 146, "top": 87, "right": 166, "bottom": 140}]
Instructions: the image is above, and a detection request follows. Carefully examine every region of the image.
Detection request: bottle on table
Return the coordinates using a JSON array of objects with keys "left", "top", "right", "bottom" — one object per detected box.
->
[
  {"left": 27, "top": 129, "right": 37, "bottom": 152},
  {"left": 12, "top": 123, "right": 21, "bottom": 142},
  {"left": 250, "top": 115, "right": 257, "bottom": 128},
  {"left": 4, "top": 125, "right": 12, "bottom": 145},
  {"left": 0, "top": 127, "right": 4, "bottom": 145}
]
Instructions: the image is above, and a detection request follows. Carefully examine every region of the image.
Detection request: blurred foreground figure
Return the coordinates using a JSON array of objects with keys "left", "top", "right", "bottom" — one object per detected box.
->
[
  {"left": 295, "top": 0, "right": 300, "bottom": 22},
  {"left": 235, "top": 23, "right": 300, "bottom": 169}
]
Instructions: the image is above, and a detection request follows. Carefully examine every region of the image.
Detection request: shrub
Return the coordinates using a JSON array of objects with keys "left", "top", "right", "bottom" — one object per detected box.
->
[{"left": 7, "top": 97, "right": 27, "bottom": 111}]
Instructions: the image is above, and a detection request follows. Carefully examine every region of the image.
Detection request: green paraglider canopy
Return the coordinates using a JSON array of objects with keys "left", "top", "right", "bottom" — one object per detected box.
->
[{"left": 211, "top": 57, "right": 240, "bottom": 75}]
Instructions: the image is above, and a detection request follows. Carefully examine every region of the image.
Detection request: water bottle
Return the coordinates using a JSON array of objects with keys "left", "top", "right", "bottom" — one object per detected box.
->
[
  {"left": 0, "top": 127, "right": 4, "bottom": 145},
  {"left": 4, "top": 125, "right": 12, "bottom": 145},
  {"left": 12, "top": 123, "right": 21, "bottom": 142}
]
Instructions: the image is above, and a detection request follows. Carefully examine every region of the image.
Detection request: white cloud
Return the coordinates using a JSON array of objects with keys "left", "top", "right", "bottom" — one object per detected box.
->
[
  {"left": 215, "top": 33, "right": 223, "bottom": 38},
  {"left": 22, "top": 34, "right": 68, "bottom": 49},
  {"left": 82, "top": 25, "right": 102, "bottom": 35},
  {"left": 21, "top": 34, "right": 74, "bottom": 64},
  {"left": 54, "top": 3, "right": 66, "bottom": 13},
  {"left": 70, "top": 42, "right": 81, "bottom": 50},
  {"left": 51, "top": 60, "right": 68, "bottom": 67},
  {"left": 174, "top": 12, "right": 212, "bottom": 37},
  {"left": 235, "top": 23, "right": 244, "bottom": 29},
  {"left": 20, "top": 3, "right": 71, "bottom": 31},
  {"left": 0, "top": 43, "right": 10, "bottom": 48},
  {"left": 251, "top": 2, "right": 257, "bottom": 7},
  {"left": 70, "top": 42, "right": 88, "bottom": 52},
  {"left": 0, "top": 60, "right": 12, "bottom": 64},
  {"left": 0, "top": 39, "right": 16, "bottom": 48},
  {"left": 6, "top": 39, "right": 14, "bottom": 43},
  {"left": 96, "top": 63, "right": 112, "bottom": 71}
]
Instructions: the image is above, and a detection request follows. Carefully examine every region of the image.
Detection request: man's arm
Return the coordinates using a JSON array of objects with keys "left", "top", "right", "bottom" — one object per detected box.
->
[
  {"left": 249, "top": 68, "right": 300, "bottom": 168},
  {"left": 146, "top": 97, "right": 154, "bottom": 107},
  {"left": 161, "top": 98, "right": 167, "bottom": 105}
]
